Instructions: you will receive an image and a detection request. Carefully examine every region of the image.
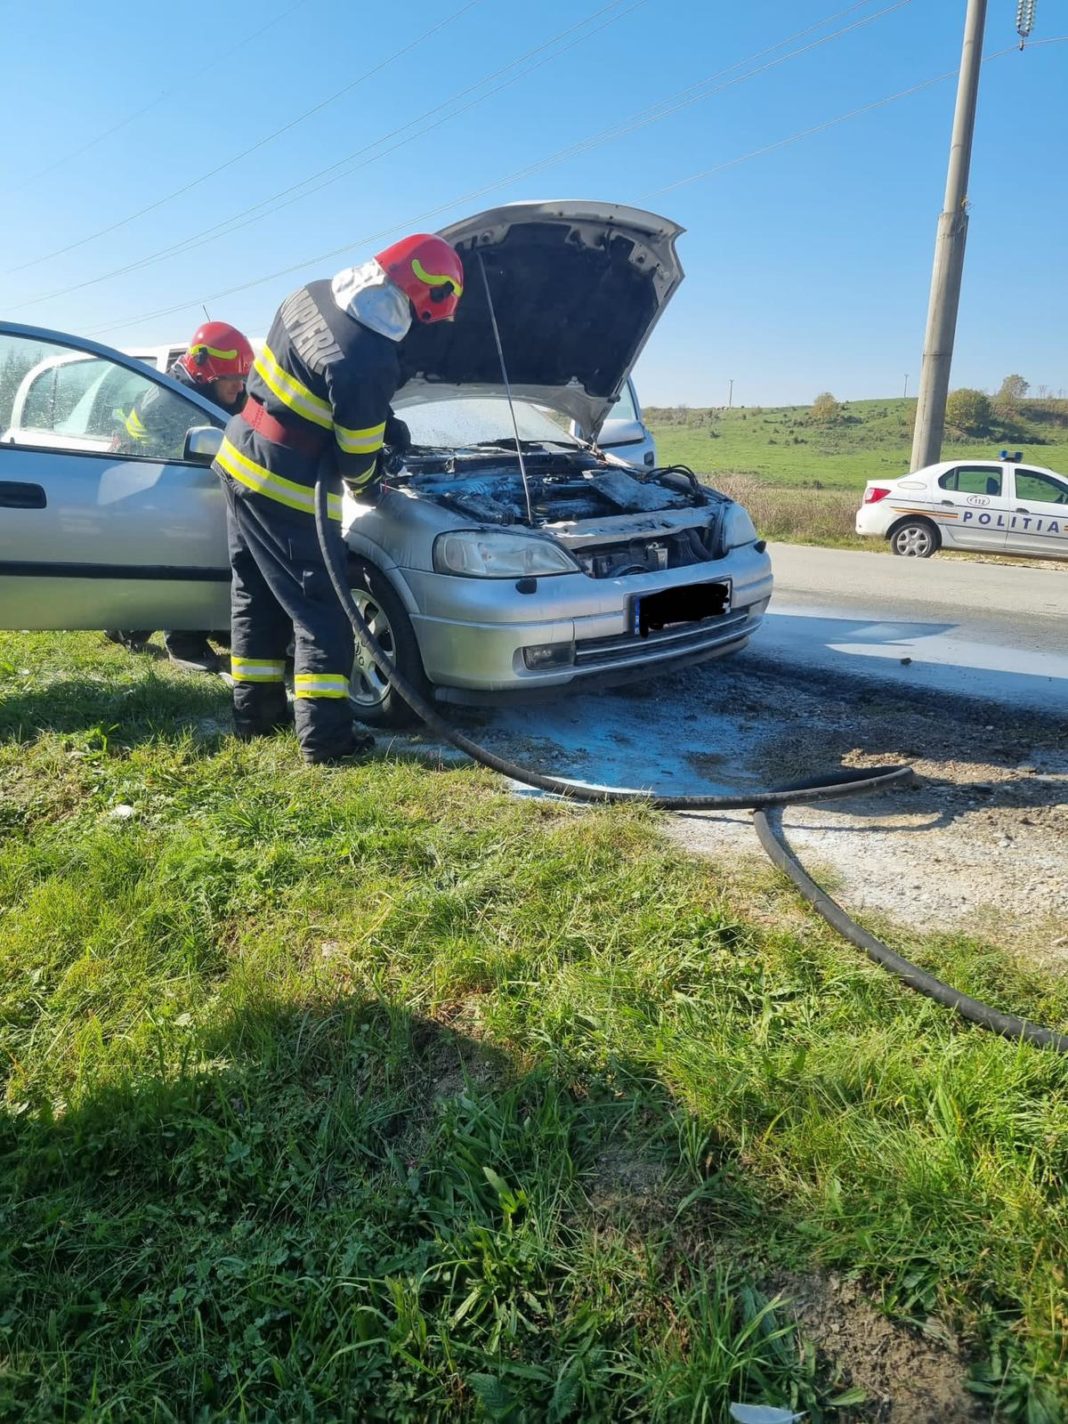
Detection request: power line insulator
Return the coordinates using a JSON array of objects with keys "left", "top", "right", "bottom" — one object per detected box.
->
[{"left": 1016, "top": 0, "right": 1036, "bottom": 44}]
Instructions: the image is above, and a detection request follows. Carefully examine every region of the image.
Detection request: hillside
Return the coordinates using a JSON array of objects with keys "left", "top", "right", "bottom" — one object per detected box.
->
[{"left": 646, "top": 396, "right": 1068, "bottom": 490}]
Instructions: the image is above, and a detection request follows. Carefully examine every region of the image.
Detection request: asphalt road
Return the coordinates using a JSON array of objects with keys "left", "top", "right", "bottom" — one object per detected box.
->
[{"left": 743, "top": 544, "right": 1068, "bottom": 713}]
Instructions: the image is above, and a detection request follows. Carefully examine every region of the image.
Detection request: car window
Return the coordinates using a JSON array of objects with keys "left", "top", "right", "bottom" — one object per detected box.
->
[
  {"left": 939, "top": 465, "right": 1002, "bottom": 496},
  {"left": 52, "top": 357, "right": 113, "bottom": 428},
  {"left": 19, "top": 366, "right": 60, "bottom": 429},
  {"left": 58, "top": 364, "right": 151, "bottom": 440},
  {"left": 611, "top": 382, "right": 638, "bottom": 422},
  {"left": 1014, "top": 468, "right": 1068, "bottom": 505},
  {"left": 1, "top": 339, "right": 68, "bottom": 430},
  {"left": 0, "top": 329, "right": 214, "bottom": 460}
]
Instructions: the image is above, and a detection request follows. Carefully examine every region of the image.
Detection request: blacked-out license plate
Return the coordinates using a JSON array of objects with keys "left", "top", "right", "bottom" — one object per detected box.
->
[{"left": 631, "top": 580, "right": 731, "bottom": 637}]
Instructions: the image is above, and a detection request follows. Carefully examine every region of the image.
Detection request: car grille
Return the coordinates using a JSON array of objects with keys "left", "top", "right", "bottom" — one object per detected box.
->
[
  {"left": 574, "top": 610, "right": 753, "bottom": 668},
  {"left": 570, "top": 526, "right": 718, "bottom": 579}
]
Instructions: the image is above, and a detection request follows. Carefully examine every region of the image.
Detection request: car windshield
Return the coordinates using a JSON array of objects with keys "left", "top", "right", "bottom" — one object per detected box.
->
[
  {"left": 400, "top": 397, "right": 584, "bottom": 451},
  {"left": 610, "top": 381, "right": 638, "bottom": 422}
]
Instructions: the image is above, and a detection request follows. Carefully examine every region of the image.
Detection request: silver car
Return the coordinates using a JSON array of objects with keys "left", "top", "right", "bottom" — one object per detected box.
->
[{"left": 0, "top": 200, "right": 772, "bottom": 725}]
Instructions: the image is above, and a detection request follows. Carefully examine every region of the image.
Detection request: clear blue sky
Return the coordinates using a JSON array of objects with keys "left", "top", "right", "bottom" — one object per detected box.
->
[{"left": 2, "top": 0, "right": 1065, "bottom": 406}]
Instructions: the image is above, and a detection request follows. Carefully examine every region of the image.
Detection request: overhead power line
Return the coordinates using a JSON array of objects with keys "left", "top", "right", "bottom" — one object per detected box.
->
[
  {"left": 646, "top": 72, "right": 956, "bottom": 196},
  {"left": 649, "top": 32, "right": 1068, "bottom": 196},
  {"left": 6, "top": 0, "right": 313, "bottom": 194},
  {"left": 85, "top": 0, "right": 910, "bottom": 337},
  {"left": 6, "top": 0, "right": 484, "bottom": 275},
  {"left": 435, "top": 1, "right": 913, "bottom": 209},
  {"left": 9, "top": 0, "right": 648, "bottom": 313}
]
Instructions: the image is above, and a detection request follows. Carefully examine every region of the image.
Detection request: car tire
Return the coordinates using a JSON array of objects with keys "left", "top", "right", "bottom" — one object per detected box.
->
[
  {"left": 889, "top": 518, "right": 939, "bottom": 558},
  {"left": 346, "top": 558, "right": 429, "bottom": 728}
]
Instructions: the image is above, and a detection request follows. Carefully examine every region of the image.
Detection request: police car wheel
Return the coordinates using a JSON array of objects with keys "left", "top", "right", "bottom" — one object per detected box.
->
[
  {"left": 890, "top": 519, "right": 938, "bottom": 558},
  {"left": 347, "top": 559, "right": 428, "bottom": 728}
]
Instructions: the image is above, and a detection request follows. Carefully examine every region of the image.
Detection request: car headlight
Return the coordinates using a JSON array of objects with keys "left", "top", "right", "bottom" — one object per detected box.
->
[
  {"left": 720, "top": 502, "right": 758, "bottom": 549},
  {"left": 433, "top": 529, "right": 580, "bottom": 578}
]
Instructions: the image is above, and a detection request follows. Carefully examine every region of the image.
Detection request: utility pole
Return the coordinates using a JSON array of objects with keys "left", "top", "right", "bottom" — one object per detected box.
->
[
  {"left": 727, "top": 378, "right": 734, "bottom": 409},
  {"left": 903, "top": 374, "right": 909, "bottom": 399},
  {"left": 909, "top": 0, "right": 987, "bottom": 471}
]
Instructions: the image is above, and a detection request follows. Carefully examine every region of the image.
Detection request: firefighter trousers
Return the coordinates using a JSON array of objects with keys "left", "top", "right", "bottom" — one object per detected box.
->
[{"left": 222, "top": 476, "right": 356, "bottom": 761}]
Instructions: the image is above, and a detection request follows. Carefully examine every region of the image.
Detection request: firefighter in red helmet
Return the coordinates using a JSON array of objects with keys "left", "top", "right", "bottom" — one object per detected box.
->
[
  {"left": 212, "top": 234, "right": 463, "bottom": 764},
  {"left": 119, "top": 322, "right": 254, "bottom": 459},
  {"left": 107, "top": 322, "right": 255, "bottom": 672},
  {"left": 178, "top": 322, "right": 255, "bottom": 410}
]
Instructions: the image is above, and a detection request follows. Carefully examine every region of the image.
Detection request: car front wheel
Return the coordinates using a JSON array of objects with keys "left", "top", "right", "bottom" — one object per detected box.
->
[
  {"left": 889, "top": 519, "right": 939, "bottom": 558},
  {"left": 347, "top": 559, "right": 429, "bottom": 728}
]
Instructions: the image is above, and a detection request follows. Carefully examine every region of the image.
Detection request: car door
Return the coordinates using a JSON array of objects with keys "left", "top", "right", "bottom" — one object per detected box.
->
[
  {"left": 0, "top": 323, "right": 230, "bottom": 631},
  {"left": 1005, "top": 466, "right": 1068, "bottom": 558},
  {"left": 934, "top": 463, "right": 1011, "bottom": 550}
]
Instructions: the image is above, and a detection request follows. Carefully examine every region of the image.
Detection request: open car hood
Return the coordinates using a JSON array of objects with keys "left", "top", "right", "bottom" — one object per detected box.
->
[{"left": 392, "top": 200, "right": 684, "bottom": 438}]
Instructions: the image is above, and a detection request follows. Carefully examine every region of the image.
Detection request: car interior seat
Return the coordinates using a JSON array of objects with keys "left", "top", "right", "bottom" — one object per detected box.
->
[{"left": 985, "top": 477, "right": 1000, "bottom": 495}]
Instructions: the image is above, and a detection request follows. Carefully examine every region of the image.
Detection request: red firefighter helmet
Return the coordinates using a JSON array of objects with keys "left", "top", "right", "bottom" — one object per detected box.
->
[
  {"left": 375, "top": 234, "right": 464, "bottom": 324},
  {"left": 179, "top": 322, "right": 255, "bottom": 384}
]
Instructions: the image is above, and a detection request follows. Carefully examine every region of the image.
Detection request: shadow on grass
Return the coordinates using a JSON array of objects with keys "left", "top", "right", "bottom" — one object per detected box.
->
[
  {"left": 0, "top": 675, "right": 488, "bottom": 781},
  {"left": 0, "top": 997, "right": 818, "bottom": 1423},
  {"left": 0, "top": 670, "right": 231, "bottom": 749}
]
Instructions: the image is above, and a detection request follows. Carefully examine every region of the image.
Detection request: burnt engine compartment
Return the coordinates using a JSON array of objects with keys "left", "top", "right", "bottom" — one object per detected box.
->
[
  {"left": 571, "top": 524, "right": 719, "bottom": 578},
  {"left": 401, "top": 453, "right": 727, "bottom": 578}
]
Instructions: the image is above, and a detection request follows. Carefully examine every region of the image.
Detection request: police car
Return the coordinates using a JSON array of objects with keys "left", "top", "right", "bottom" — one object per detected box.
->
[{"left": 855, "top": 454, "right": 1068, "bottom": 560}]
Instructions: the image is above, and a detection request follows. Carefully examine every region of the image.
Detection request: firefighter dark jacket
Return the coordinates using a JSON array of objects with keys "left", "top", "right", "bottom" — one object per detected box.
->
[{"left": 214, "top": 266, "right": 409, "bottom": 522}]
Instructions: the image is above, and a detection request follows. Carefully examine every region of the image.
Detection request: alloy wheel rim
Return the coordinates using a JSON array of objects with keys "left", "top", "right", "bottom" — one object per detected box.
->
[
  {"left": 898, "top": 526, "right": 931, "bottom": 556},
  {"left": 349, "top": 591, "right": 396, "bottom": 707}
]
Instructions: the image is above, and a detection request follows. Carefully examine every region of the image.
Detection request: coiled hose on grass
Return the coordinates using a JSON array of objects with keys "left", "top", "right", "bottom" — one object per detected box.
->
[{"left": 316, "top": 475, "right": 1068, "bottom": 1054}]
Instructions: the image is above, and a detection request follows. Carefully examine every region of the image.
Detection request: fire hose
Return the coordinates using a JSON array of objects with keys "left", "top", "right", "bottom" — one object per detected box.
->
[{"left": 315, "top": 472, "right": 1068, "bottom": 1055}]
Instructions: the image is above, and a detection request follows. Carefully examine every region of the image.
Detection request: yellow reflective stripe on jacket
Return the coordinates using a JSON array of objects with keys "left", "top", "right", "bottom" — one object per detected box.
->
[
  {"left": 124, "top": 408, "right": 148, "bottom": 441},
  {"left": 216, "top": 437, "right": 342, "bottom": 520},
  {"left": 334, "top": 419, "right": 385, "bottom": 456},
  {"left": 343, "top": 464, "right": 378, "bottom": 493},
  {"left": 231, "top": 656, "right": 286, "bottom": 684},
  {"left": 253, "top": 345, "right": 333, "bottom": 430},
  {"left": 294, "top": 672, "right": 349, "bottom": 699}
]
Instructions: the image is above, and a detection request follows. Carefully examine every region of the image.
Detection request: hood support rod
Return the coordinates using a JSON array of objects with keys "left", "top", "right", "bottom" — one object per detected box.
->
[{"left": 478, "top": 253, "right": 535, "bottom": 526}]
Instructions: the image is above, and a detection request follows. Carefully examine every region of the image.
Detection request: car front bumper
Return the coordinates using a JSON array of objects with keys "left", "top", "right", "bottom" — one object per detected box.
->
[{"left": 400, "top": 543, "right": 774, "bottom": 697}]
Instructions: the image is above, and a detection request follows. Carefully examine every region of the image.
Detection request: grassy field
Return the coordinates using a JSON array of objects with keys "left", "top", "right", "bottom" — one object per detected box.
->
[
  {"left": 2, "top": 633, "right": 1068, "bottom": 1420},
  {"left": 646, "top": 398, "right": 1068, "bottom": 547}
]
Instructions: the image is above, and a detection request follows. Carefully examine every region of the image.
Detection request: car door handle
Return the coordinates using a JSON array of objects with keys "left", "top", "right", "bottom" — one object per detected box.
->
[
  {"left": 940, "top": 499, "right": 955, "bottom": 506},
  {"left": 0, "top": 481, "right": 47, "bottom": 509},
  {"left": 1015, "top": 507, "right": 1030, "bottom": 513}
]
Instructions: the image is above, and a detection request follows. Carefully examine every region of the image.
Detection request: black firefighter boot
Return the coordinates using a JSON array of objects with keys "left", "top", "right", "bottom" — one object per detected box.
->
[
  {"left": 164, "top": 631, "right": 222, "bottom": 674},
  {"left": 232, "top": 681, "right": 295, "bottom": 742},
  {"left": 296, "top": 692, "right": 374, "bottom": 766},
  {"left": 301, "top": 727, "right": 376, "bottom": 767}
]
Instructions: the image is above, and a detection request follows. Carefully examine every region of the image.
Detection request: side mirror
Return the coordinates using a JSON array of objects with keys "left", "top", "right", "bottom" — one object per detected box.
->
[
  {"left": 184, "top": 425, "right": 223, "bottom": 464},
  {"left": 597, "top": 416, "right": 649, "bottom": 449}
]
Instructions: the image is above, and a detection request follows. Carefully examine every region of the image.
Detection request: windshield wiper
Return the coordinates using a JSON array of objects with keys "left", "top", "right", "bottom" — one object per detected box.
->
[{"left": 469, "top": 437, "right": 583, "bottom": 452}]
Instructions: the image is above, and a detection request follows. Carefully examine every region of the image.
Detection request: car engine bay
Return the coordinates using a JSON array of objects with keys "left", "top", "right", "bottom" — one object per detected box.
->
[{"left": 400, "top": 453, "right": 730, "bottom": 578}]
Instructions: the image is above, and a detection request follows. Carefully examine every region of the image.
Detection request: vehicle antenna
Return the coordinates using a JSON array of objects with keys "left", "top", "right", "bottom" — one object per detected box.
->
[
  {"left": 477, "top": 252, "right": 535, "bottom": 526},
  {"left": 202, "top": 304, "right": 212, "bottom": 322}
]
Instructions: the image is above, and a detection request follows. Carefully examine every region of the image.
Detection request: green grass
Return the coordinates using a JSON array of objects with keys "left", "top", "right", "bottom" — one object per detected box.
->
[
  {"left": 648, "top": 397, "right": 1068, "bottom": 492},
  {"left": 2, "top": 633, "right": 1068, "bottom": 1420}
]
